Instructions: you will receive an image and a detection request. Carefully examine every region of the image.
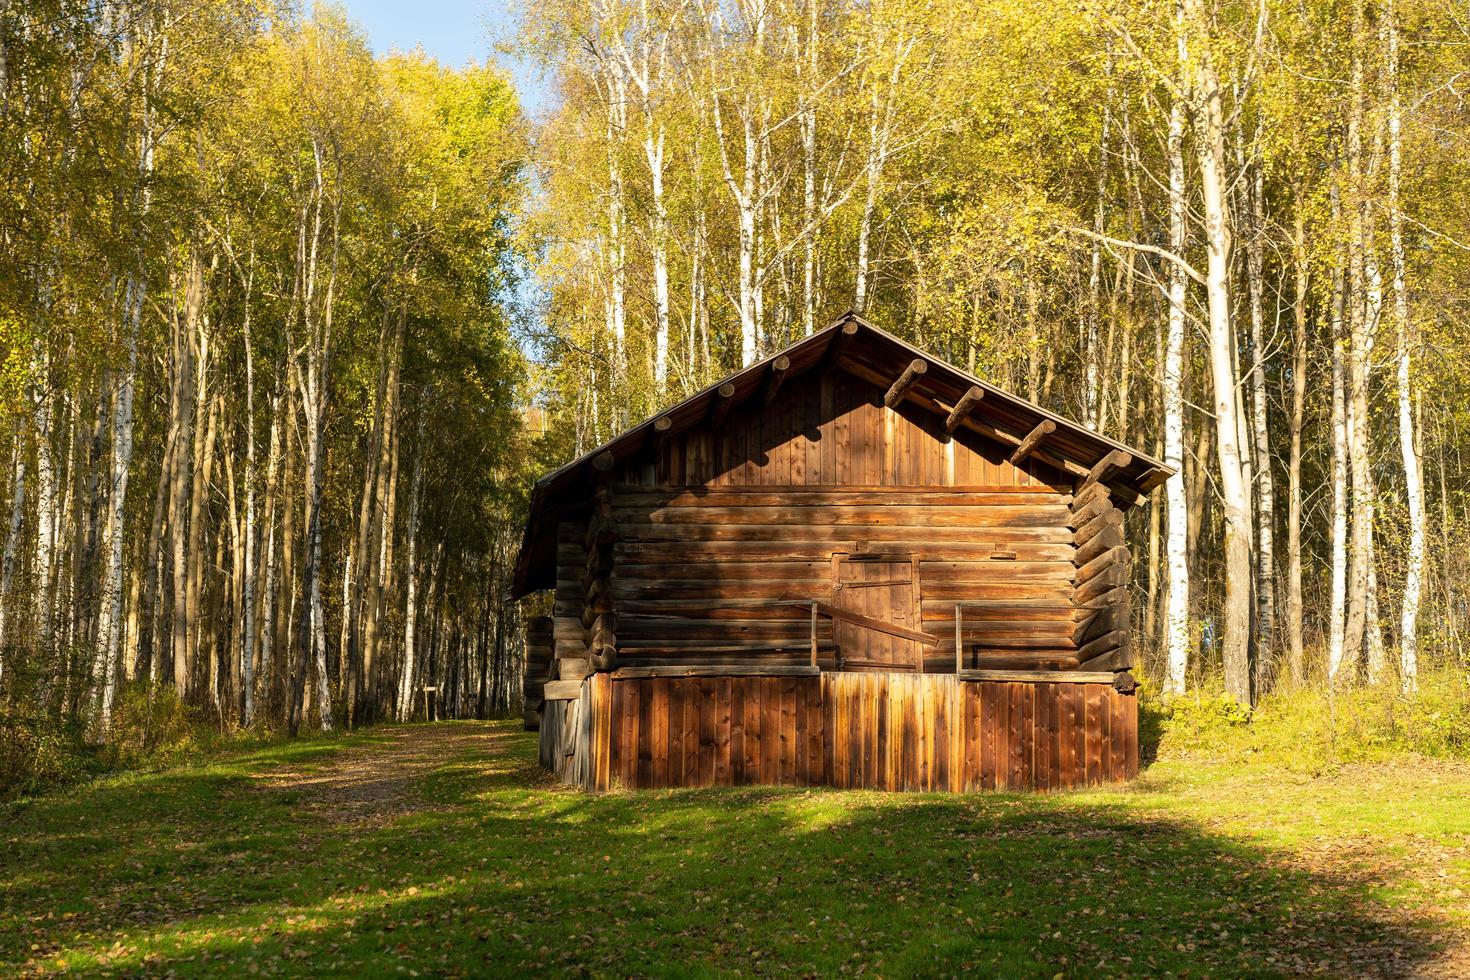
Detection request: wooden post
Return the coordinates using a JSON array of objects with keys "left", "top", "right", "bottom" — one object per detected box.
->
[
  {"left": 884, "top": 358, "right": 928, "bottom": 408},
  {"left": 945, "top": 386, "right": 985, "bottom": 433},
  {"left": 954, "top": 603, "right": 963, "bottom": 674},
  {"left": 811, "top": 601, "right": 819, "bottom": 668}
]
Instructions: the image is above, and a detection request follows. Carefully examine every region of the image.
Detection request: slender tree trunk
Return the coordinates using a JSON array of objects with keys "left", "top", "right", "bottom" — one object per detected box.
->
[
  {"left": 0, "top": 439, "right": 26, "bottom": 674},
  {"left": 1286, "top": 210, "right": 1308, "bottom": 684},
  {"left": 31, "top": 359, "right": 58, "bottom": 661},
  {"left": 1245, "top": 159, "right": 1275, "bottom": 688},
  {"left": 397, "top": 444, "right": 424, "bottom": 722},
  {"left": 239, "top": 262, "right": 258, "bottom": 726},
  {"left": 1328, "top": 192, "right": 1350, "bottom": 679},
  {"left": 1186, "top": 0, "right": 1253, "bottom": 704},
  {"left": 1163, "top": 83, "right": 1192, "bottom": 696},
  {"left": 170, "top": 255, "right": 202, "bottom": 696},
  {"left": 1343, "top": 0, "right": 1372, "bottom": 678},
  {"left": 94, "top": 275, "right": 141, "bottom": 730},
  {"left": 1386, "top": 0, "right": 1423, "bottom": 693},
  {"left": 647, "top": 127, "right": 670, "bottom": 392}
]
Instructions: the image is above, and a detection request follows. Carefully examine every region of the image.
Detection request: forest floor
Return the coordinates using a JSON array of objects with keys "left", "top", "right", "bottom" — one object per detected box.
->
[{"left": 3, "top": 721, "right": 1468, "bottom": 978}]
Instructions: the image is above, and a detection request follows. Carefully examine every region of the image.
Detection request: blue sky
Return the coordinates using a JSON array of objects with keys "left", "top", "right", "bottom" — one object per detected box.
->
[{"left": 338, "top": 0, "right": 550, "bottom": 116}]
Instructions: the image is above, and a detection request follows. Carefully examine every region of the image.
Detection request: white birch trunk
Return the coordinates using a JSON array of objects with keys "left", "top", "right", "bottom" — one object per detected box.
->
[
  {"left": 31, "top": 361, "right": 57, "bottom": 658},
  {"left": 1246, "top": 163, "right": 1275, "bottom": 678},
  {"left": 1186, "top": 0, "right": 1253, "bottom": 703},
  {"left": 94, "top": 276, "right": 142, "bottom": 729},
  {"left": 1327, "top": 207, "right": 1350, "bottom": 680},
  {"left": 397, "top": 447, "right": 424, "bottom": 722},
  {"left": 1287, "top": 211, "right": 1308, "bottom": 684},
  {"left": 1163, "top": 89, "right": 1191, "bottom": 696},
  {"left": 240, "top": 274, "right": 258, "bottom": 725},
  {"left": 0, "top": 439, "right": 24, "bottom": 674},
  {"left": 1386, "top": 0, "right": 1422, "bottom": 692}
]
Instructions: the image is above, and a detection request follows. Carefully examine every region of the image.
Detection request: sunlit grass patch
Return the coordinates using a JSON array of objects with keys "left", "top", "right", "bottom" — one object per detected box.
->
[{"left": 3, "top": 720, "right": 1467, "bottom": 977}]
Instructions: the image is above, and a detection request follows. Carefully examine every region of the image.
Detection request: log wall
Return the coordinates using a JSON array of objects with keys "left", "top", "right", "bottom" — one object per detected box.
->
[
  {"left": 562, "top": 370, "right": 1085, "bottom": 674},
  {"left": 541, "top": 672, "right": 1138, "bottom": 792}
]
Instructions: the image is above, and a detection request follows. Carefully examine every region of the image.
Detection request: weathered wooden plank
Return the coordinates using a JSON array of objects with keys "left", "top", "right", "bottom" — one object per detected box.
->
[
  {"left": 1084, "top": 684, "right": 1102, "bottom": 785},
  {"left": 958, "top": 669, "right": 1116, "bottom": 683},
  {"left": 621, "top": 504, "right": 1073, "bottom": 528},
  {"left": 981, "top": 680, "right": 998, "bottom": 790},
  {"left": 612, "top": 664, "right": 821, "bottom": 678},
  {"left": 619, "top": 523, "right": 1074, "bottom": 545},
  {"left": 636, "top": 675, "right": 654, "bottom": 786},
  {"left": 543, "top": 679, "right": 584, "bottom": 701},
  {"left": 1019, "top": 681, "right": 1036, "bottom": 789}
]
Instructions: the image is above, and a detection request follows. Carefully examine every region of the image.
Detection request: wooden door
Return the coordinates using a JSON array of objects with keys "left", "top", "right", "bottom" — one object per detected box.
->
[{"left": 832, "top": 557, "right": 922, "bottom": 671}]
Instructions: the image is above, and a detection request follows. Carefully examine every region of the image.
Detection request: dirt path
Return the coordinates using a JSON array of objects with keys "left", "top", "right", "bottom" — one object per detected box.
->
[{"left": 257, "top": 722, "right": 527, "bottom": 826}]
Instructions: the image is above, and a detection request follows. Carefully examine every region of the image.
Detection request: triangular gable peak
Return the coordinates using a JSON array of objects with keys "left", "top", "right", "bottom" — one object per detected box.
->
[{"left": 514, "top": 312, "right": 1171, "bottom": 597}]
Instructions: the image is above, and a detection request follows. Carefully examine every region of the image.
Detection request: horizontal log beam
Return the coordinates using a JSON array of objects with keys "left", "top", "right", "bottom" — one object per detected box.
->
[
  {"left": 1074, "top": 585, "right": 1129, "bottom": 615},
  {"left": 1075, "top": 544, "right": 1130, "bottom": 590},
  {"left": 558, "top": 657, "right": 590, "bottom": 680},
  {"left": 945, "top": 386, "right": 985, "bottom": 433},
  {"left": 1074, "top": 564, "right": 1130, "bottom": 606},
  {"left": 1075, "top": 628, "right": 1128, "bottom": 665},
  {"left": 1073, "top": 601, "right": 1130, "bottom": 646},
  {"left": 884, "top": 358, "right": 928, "bottom": 408},
  {"left": 1009, "top": 419, "right": 1056, "bottom": 465},
  {"left": 1137, "top": 467, "right": 1173, "bottom": 494},
  {"left": 1077, "top": 647, "right": 1131, "bottom": 672},
  {"left": 1075, "top": 522, "right": 1124, "bottom": 567},
  {"left": 1069, "top": 492, "right": 1116, "bottom": 529},
  {"left": 958, "top": 669, "right": 1118, "bottom": 683},
  {"left": 1072, "top": 480, "right": 1112, "bottom": 512},
  {"left": 612, "top": 665, "right": 820, "bottom": 679},
  {"left": 1074, "top": 508, "right": 1125, "bottom": 550},
  {"left": 543, "top": 679, "right": 585, "bottom": 701}
]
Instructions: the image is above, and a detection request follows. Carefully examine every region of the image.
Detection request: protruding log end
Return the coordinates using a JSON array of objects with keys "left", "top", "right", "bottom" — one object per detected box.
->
[
  {"left": 763, "top": 355, "right": 792, "bottom": 404},
  {"left": 884, "top": 358, "right": 928, "bottom": 408},
  {"left": 1008, "top": 418, "right": 1056, "bottom": 465},
  {"left": 945, "top": 386, "right": 985, "bottom": 433},
  {"left": 709, "top": 381, "right": 737, "bottom": 425}
]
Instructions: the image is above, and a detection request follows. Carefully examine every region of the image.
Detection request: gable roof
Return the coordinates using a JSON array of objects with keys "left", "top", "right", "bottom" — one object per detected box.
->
[{"left": 512, "top": 312, "right": 1172, "bottom": 598}]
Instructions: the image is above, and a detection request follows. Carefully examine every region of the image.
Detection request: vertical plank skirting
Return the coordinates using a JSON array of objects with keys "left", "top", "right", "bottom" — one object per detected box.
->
[{"left": 560, "top": 672, "right": 1136, "bottom": 792}]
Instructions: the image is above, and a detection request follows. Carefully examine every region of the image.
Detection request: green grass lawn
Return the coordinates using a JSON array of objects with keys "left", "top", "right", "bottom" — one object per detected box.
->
[{"left": 3, "top": 721, "right": 1468, "bottom": 977}]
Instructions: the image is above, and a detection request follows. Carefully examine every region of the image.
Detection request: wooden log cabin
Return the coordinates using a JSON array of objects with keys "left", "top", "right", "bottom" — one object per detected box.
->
[{"left": 515, "top": 313, "right": 1172, "bottom": 792}]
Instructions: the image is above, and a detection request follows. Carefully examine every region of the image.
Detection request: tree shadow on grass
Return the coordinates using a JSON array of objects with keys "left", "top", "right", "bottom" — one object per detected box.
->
[{"left": 1, "top": 722, "right": 1459, "bottom": 977}]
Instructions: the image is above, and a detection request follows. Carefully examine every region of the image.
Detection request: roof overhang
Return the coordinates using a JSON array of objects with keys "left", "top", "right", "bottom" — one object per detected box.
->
[{"left": 512, "top": 312, "right": 1174, "bottom": 598}]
